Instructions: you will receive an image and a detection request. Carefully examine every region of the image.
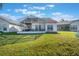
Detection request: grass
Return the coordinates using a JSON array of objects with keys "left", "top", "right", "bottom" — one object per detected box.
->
[
  {"left": 0, "top": 32, "right": 17, "bottom": 35},
  {"left": 0, "top": 34, "right": 41, "bottom": 46},
  {"left": 0, "top": 31, "right": 79, "bottom": 56}
]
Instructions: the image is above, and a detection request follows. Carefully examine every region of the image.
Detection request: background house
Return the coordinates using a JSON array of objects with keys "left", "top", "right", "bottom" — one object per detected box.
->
[
  {"left": 0, "top": 15, "right": 21, "bottom": 32},
  {"left": 70, "top": 20, "right": 79, "bottom": 32},
  {"left": 57, "top": 20, "right": 71, "bottom": 31},
  {"left": 57, "top": 19, "right": 79, "bottom": 32}
]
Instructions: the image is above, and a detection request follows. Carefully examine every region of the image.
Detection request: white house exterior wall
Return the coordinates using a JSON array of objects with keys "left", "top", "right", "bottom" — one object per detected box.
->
[
  {"left": 0, "top": 19, "right": 9, "bottom": 32},
  {"left": 9, "top": 24, "right": 21, "bottom": 32},
  {"left": 32, "top": 23, "right": 57, "bottom": 32},
  {"left": 53, "top": 24, "right": 57, "bottom": 32}
]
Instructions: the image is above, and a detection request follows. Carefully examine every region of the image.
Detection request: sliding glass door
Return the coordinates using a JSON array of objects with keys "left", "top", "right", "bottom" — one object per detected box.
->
[
  {"left": 47, "top": 25, "right": 53, "bottom": 31},
  {"left": 35, "top": 25, "right": 45, "bottom": 31}
]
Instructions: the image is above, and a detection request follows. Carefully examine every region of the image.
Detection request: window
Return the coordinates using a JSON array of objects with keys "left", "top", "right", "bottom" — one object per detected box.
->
[
  {"left": 0, "top": 27, "right": 2, "bottom": 31},
  {"left": 0, "top": 27, "right": 1, "bottom": 31},
  {"left": 47, "top": 25, "right": 53, "bottom": 30},
  {"left": 39, "top": 25, "right": 41, "bottom": 31},
  {"left": 70, "top": 25, "right": 77, "bottom": 31},
  {"left": 3, "top": 27, "right": 7, "bottom": 31},
  {"left": 40, "top": 25, "right": 45, "bottom": 31},
  {"left": 0, "top": 25, "right": 2, "bottom": 31},
  {"left": 35, "top": 25, "right": 39, "bottom": 31},
  {"left": 35, "top": 25, "right": 45, "bottom": 31},
  {"left": 39, "top": 25, "right": 45, "bottom": 31}
]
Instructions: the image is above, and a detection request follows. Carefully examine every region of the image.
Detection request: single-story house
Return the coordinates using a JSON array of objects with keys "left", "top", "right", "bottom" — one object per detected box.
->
[
  {"left": 70, "top": 20, "right": 79, "bottom": 32},
  {"left": 18, "top": 15, "right": 58, "bottom": 34},
  {"left": 57, "top": 20, "right": 79, "bottom": 32},
  {"left": 0, "top": 15, "right": 58, "bottom": 33},
  {"left": 57, "top": 21, "right": 71, "bottom": 31},
  {"left": 0, "top": 15, "right": 22, "bottom": 32}
]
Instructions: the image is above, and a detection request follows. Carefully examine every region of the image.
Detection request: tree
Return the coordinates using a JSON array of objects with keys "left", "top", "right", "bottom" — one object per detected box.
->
[{"left": 60, "top": 19, "right": 65, "bottom": 22}]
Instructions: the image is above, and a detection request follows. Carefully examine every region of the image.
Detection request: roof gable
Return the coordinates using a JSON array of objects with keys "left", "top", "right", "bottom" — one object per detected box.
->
[{"left": 20, "top": 15, "right": 58, "bottom": 23}]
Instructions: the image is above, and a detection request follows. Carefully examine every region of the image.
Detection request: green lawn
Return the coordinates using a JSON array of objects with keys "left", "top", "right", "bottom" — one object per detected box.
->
[
  {"left": 0, "top": 34, "right": 41, "bottom": 46},
  {"left": 0, "top": 31, "right": 79, "bottom": 56}
]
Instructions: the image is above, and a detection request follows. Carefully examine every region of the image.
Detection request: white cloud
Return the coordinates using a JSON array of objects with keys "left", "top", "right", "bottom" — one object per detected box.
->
[
  {"left": 35, "top": 13, "right": 46, "bottom": 17},
  {"left": 52, "top": 12, "right": 78, "bottom": 21},
  {"left": 32, "top": 6, "right": 46, "bottom": 10},
  {"left": 23, "top": 5, "right": 27, "bottom": 7},
  {"left": 14, "top": 8, "right": 45, "bottom": 17},
  {"left": 52, "top": 12, "right": 62, "bottom": 16},
  {"left": 0, "top": 13, "right": 17, "bottom": 20},
  {"left": 25, "top": 11, "right": 46, "bottom": 17},
  {"left": 47, "top": 5, "right": 55, "bottom": 8},
  {"left": 28, "top": 7, "right": 33, "bottom": 10},
  {"left": 31, "top": 5, "right": 55, "bottom": 10},
  {"left": 27, "top": 4, "right": 55, "bottom": 10},
  {"left": 26, "top": 11, "right": 38, "bottom": 14},
  {"left": 15, "top": 9, "right": 27, "bottom": 14},
  {"left": 7, "top": 9, "right": 11, "bottom": 12}
]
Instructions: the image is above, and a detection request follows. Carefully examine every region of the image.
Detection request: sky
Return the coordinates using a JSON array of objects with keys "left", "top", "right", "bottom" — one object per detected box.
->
[{"left": 0, "top": 3, "right": 79, "bottom": 21}]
